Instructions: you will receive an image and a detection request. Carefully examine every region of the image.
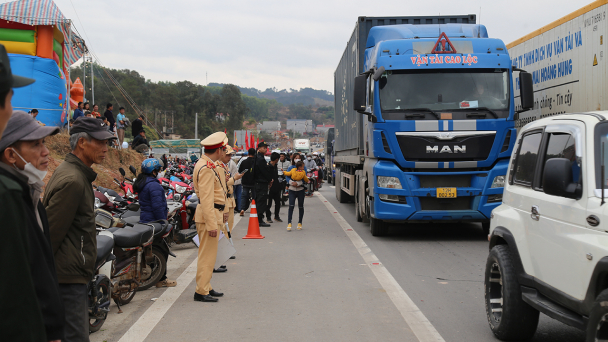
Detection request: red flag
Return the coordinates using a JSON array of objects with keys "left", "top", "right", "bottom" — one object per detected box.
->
[
  {"left": 245, "top": 131, "right": 249, "bottom": 149},
  {"left": 250, "top": 134, "right": 254, "bottom": 149},
  {"left": 224, "top": 128, "right": 227, "bottom": 134}
]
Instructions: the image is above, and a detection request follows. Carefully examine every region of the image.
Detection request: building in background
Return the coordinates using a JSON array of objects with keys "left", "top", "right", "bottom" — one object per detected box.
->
[
  {"left": 287, "top": 119, "right": 313, "bottom": 134},
  {"left": 316, "top": 124, "right": 334, "bottom": 134},
  {"left": 258, "top": 121, "right": 281, "bottom": 133}
]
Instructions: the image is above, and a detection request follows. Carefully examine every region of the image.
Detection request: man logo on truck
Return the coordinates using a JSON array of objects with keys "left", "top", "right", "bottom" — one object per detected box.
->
[{"left": 426, "top": 145, "right": 467, "bottom": 153}]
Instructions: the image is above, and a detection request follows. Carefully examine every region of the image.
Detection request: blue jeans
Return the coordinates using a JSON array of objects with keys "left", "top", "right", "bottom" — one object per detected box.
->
[
  {"left": 240, "top": 186, "right": 255, "bottom": 212},
  {"left": 234, "top": 184, "right": 242, "bottom": 211},
  {"left": 287, "top": 190, "right": 305, "bottom": 224}
]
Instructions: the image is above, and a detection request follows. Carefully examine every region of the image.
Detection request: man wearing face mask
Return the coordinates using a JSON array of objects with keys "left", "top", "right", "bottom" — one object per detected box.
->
[
  {"left": 303, "top": 154, "right": 318, "bottom": 194},
  {"left": 44, "top": 117, "right": 116, "bottom": 342},
  {"left": 0, "top": 111, "right": 64, "bottom": 342}
]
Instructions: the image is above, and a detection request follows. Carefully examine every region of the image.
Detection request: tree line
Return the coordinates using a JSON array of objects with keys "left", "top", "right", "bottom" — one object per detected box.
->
[{"left": 70, "top": 63, "right": 334, "bottom": 140}]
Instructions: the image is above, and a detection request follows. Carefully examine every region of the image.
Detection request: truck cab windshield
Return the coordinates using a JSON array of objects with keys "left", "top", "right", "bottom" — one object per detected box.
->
[{"left": 379, "top": 68, "right": 510, "bottom": 120}]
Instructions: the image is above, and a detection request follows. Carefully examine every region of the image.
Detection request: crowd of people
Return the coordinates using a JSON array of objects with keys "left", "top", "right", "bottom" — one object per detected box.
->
[
  {"left": 236, "top": 145, "right": 325, "bottom": 231},
  {"left": 70, "top": 100, "right": 149, "bottom": 152}
]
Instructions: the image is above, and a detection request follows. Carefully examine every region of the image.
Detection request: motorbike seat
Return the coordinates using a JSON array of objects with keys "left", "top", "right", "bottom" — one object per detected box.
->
[
  {"left": 112, "top": 225, "right": 153, "bottom": 248},
  {"left": 122, "top": 216, "right": 140, "bottom": 225},
  {"left": 121, "top": 209, "right": 141, "bottom": 219},
  {"left": 96, "top": 235, "right": 114, "bottom": 267},
  {"left": 145, "top": 221, "right": 170, "bottom": 237}
]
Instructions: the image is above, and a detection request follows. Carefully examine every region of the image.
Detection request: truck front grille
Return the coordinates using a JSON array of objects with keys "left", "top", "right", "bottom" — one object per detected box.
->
[
  {"left": 419, "top": 197, "right": 471, "bottom": 211},
  {"left": 396, "top": 133, "right": 495, "bottom": 162}
]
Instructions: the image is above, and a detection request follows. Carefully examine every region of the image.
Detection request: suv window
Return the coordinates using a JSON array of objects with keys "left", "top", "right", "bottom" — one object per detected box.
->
[
  {"left": 512, "top": 132, "right": 542, "bottom": 186},
  {"left": 540, "top": 133, "right": 580, "bottom": 188}
]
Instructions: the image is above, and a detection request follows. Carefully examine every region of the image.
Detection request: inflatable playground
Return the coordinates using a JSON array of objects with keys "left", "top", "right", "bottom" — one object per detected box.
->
[{"left": 0, "top": 0, "right": 86, "bottom": 126}]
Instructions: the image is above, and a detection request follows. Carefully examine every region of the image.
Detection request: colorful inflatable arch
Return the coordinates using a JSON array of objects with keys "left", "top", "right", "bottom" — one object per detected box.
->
[{"left": 0, "top": 0, "right": 87, "bottom": 127}]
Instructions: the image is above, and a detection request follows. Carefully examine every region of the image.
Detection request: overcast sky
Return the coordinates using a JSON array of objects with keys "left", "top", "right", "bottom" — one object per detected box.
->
[{"left": 48, "top": 0, "right": 585, "bottom": 93}]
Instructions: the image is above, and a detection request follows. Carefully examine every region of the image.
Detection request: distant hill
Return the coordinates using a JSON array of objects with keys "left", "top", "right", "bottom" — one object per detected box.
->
[{"left": 208, "top": 84, "right": 334, "bottom": 107}]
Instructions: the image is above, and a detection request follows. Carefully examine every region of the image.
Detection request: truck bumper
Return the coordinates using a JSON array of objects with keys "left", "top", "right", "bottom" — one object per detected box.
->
[{"left": 371, "top": 159, "right": 508, "bottom": 222}]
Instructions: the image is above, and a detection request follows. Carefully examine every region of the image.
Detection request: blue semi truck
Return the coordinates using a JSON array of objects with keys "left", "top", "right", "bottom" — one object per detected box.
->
[{"left": 334, "top": 15, "right": 533, "bottom": 236}]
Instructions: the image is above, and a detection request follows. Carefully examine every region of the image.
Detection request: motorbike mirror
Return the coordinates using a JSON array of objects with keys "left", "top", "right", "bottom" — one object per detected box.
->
[
  {"left": 129, "top": 165, "right": 137, "bottom": 176},
  {"left": 127, "top": 203, "right": 140, "bottom": 212},
  {"left": 119, "top": 167, "right": 126, "bottom": 176}
]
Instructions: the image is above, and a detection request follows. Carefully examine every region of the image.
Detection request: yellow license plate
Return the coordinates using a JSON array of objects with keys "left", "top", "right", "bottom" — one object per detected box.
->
[{"left": 437, "top": 188, "right": 457, "bottom": 198}]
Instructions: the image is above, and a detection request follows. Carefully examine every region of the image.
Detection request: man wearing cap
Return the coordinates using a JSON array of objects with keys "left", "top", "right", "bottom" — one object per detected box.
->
[
  {"left": 253, "top": 141, "right": 273, "bottom": 227},
  {"left": 192, "top": 132, "right": 229, "bottom": 302},
  {"left": 0, "top": 111, "right": 64, "bottom": 341},
  {"left": 43, "top": 117, "right": 116, "bottom": 342},
  {"left": 0, "top": 44, "right": 50, "bottom": 342}
]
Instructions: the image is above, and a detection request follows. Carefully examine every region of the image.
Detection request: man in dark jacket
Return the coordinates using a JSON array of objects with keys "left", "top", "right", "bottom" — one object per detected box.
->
[
  {"left": 132, "top": 130, "right": 150, "bottom": 153},
  {"left": 265, "top": 152, "right": 283, "bottom": 223},
  {"left": 132, "top": 113, "right": 144, "bottom": 137},
  {"left": 0, "top": 44, "right": 48, "bottom": 342},
  {"left": 253, "top": 142, "right": 272, "bottom": 227},
  {"left": 0, "top": 112, "right": 64, "bottom": 341},
  {"left": 44, "top": 117, "right": 116, "bottom": 342},
  {"left": 104, "top": 103, "right": 115, "bottom": 131},
  {"left": 238, "top": 148, "right": 256, "bottom": 216}
]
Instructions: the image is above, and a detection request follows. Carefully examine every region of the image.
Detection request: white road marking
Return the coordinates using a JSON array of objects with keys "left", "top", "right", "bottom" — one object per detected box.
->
[
  {"left": 118, "top": 214, "right": 243, "bottom": 342},
  {"left": 316, "top": 192, "right": 445, "bottom": 342}
]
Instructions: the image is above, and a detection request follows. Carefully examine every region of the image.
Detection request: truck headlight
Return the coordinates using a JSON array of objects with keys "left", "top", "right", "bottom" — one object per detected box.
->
[
  {"left": 377, "top": 176, "right": 402, "bottom": 189},
  {"left": 491, "top": 175, "right": 505, "bottom": 188}
]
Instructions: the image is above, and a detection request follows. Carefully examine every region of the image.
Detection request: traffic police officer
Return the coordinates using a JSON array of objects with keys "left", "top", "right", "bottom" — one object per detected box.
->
[{"left": 192, "top": 132, "right": 228, "bottom": 303}]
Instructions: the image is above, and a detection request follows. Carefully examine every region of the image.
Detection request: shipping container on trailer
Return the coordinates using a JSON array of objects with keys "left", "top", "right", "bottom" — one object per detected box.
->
[{"left": 508, "top": 0, "right": 607, "bottom": 128}]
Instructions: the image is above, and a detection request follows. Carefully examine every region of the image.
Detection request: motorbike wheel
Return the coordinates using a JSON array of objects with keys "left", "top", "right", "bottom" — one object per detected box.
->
[
  {"left": 114, "top": 290, "right": 136, "bottom": 306},
  {"left": 137, "top": 248, "right": 167, "bottom": 291},
  {"left": 89, "top": 276, "right": 110, "bottom": 333}
]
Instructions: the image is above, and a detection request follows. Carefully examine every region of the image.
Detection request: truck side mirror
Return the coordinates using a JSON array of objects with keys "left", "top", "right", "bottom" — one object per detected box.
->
[
  {"left": 519, "top": 72, "right": 534, "bottom": 112},
  {"left": 542, "top": 158, "right": 581, "bottom": 199},
  {"left": 353, "top": 75, "right": 369, "bottom": 114}
]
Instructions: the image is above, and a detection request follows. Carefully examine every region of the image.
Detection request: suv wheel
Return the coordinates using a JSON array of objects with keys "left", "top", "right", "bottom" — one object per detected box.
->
[
  {"left": 586, "top": 289, "right": 608, "bottom": 342},
  {"left": 485, "top": 245, "right": 539, "bottom": 340}
]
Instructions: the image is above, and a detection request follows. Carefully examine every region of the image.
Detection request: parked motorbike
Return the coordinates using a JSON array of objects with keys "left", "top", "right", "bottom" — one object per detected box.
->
[
  {"left": 88, "top": 233, "right": 114, "bottom": 333},
  {"left": 95, "top": 209, "right": 154, "bottom": 309}
]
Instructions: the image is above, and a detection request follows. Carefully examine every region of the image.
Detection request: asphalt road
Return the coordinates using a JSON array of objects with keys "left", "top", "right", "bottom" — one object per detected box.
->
[
  {"left": 322, "top": 185, "right": 585, "bottom": 342},
  {"left": 91, "top": 186, "right": 586, "bottom": 342}
]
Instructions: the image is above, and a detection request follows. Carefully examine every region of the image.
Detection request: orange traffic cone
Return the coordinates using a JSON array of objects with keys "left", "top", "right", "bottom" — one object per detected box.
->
[{"left": 242, "top": 200, "right": 265, "bottom": 239}]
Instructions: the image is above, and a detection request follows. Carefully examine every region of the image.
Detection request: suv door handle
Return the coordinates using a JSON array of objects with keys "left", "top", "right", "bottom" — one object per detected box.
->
[{"left": 531, "top": 205, "right": 540, "bottom": 221}]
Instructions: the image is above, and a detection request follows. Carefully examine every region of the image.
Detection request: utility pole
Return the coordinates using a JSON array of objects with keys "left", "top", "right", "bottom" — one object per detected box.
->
[
  {"left": 195, "top": 112, "right": 198, "bottom": 139},
  {"left": 90, "top": 56, "right": 94, "bottom": 104},
  {"left": 82, "top": 55, "right": 86, "bottom": 102}
]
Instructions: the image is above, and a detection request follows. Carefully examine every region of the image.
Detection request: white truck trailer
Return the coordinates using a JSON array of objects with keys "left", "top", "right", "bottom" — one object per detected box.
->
[{"left": 508, "top": 0, "right": 606, "bottom": 128}]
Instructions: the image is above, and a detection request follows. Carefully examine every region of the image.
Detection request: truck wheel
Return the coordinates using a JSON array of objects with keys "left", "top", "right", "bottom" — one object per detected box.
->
[
  {"left": 370, "top": 217, "right": 388, "bottom": 236},
  {"left": 485, "top": 245, "right": 539, "bottom": 340},
  {"left": 482, "top": 222, "right": 490, "bottom": 236},
  {"left": 586, "top": 289, "right": 608, "bottom": 342}
]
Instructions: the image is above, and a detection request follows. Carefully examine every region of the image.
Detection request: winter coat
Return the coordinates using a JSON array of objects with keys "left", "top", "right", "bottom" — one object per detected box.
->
[
  {"left": 285, "top": 165, "right": 307, "bottom": 191},
  {"left": 239, "top": 156, "right": 256, "bottom": 187},
  {"left": 136, "top": 176, "right": 168, "bottom": 223},
  {"left": 0, "top": 166, "right": 55, "bottom": 342},
  {"left": 44, "top": 153, "right": 98, "bottom": 285}
]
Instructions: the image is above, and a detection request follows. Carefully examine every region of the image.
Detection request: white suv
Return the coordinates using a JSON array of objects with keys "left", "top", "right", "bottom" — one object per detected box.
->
[{"left": 485, "top": 112, "right": 608, "bottom": 341}]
